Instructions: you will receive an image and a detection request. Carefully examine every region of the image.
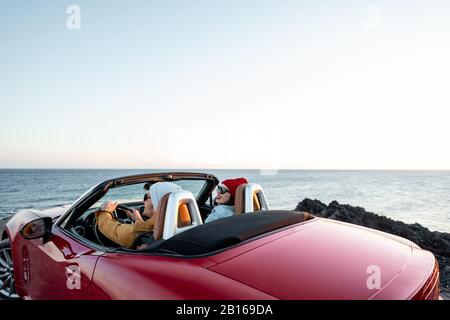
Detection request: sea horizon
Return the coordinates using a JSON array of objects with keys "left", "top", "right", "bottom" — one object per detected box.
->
[
  {"left": 0, "top": 169, "right": 449, "bottom": 233},
  {"left": 1, "top": 168, "right": 450, "bottom": 172}
]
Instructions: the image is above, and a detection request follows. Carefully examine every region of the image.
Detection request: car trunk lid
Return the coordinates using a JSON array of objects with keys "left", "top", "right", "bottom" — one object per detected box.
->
[{"left": 208, "top": 219, "right": 414, "bottom": 299}]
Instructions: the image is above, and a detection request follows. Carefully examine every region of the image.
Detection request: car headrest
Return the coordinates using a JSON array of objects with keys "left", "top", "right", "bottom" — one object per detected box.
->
[
  {"left": 234, "top": 183, "right": 269, "bottom": 215},
  {"left": 234, "top": 184, "right": 246, "bottom": 214},
  {"left": 153, "top": 190, "right": 203, "bottom": 241},
  {"left": 153, "top": 193, "right": 170, "bottom": 241}
]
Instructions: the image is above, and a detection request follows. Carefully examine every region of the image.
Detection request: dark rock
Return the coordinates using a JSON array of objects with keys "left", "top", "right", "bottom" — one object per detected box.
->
[{"left": 296, "top": 198, "right": 450, "bottom": 300}]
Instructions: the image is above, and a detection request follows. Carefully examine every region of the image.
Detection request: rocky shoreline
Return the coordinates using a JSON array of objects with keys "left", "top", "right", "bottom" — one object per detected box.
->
[{"left": 295, "top": 198, "right": 450, "bottom": 300}]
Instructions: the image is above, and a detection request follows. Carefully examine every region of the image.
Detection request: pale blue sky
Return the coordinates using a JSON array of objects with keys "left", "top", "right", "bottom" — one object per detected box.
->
[{"left": 1, "top": 1, "right": 450, "bottom": 169}]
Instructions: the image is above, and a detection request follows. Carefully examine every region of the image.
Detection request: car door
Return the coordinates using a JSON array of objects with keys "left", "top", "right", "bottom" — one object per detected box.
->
[{"left": 24, "top": 226, "right": 103, "bottom": 299}]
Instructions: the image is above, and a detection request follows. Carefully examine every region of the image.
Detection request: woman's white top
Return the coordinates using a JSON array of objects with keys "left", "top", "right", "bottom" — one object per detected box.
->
[{"left": 205, "top": 205, "right": 235, "bottom": 223}]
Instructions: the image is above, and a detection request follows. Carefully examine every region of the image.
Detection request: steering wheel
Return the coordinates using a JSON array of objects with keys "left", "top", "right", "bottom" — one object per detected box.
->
[
  {"left": 113, "top": 204, "right": 134, "bottom": 224},
  {"left": 93, "top": 203, "right": 135, "bottom": 247}
]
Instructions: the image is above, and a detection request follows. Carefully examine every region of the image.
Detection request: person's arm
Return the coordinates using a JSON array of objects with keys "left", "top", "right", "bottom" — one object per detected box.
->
[
  {"left": 133, "top": 215, "right": 155, "bottom": 232},
  {"left": 96, "top": 211, "right": 137, "bottom": 248},
  {"left": 127, "top": 208, "right": 155, "bottom": 232},
  {"left": 95, "top": 210, "right": 155, "bottom": 248}
]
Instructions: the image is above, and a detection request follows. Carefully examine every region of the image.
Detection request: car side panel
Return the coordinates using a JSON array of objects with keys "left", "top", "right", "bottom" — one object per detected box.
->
[
  {"left": 90, "top": 253, "right": 276, "bottom": 300},
  {"left": 9, "top": 224, "right": 102, "bottom": 299},
  {"left": 6, "top": 209, "right": 41, "bottom": 295}
]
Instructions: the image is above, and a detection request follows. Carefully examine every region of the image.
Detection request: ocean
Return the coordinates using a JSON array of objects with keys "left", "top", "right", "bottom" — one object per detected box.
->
[{"left": 0, "top": 169, "right": 449, "bottom": 233}]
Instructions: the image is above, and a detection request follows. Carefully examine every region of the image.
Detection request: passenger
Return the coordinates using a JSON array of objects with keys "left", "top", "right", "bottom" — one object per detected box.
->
[
  {"left": 95, "top": 182, "right": 182, "bottom": 248},
  {"left": 205, "top": 177, "right": 248, "bottom": 223}
]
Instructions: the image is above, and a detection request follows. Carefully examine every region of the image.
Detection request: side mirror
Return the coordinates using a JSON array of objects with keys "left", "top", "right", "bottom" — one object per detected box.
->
[{"left": 20, "top": 217, "right": 53, "bottom": 243}]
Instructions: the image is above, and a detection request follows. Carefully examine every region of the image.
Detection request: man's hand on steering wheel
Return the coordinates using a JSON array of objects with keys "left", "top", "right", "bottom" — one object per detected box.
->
[
  {"left": 101, "top": 201, "right": 118, "bottom": 213},
  {"left": 100, "top": 201, "right": 142, "bottom": 224},
  {"left": 127, "top": 208, "right": 144, "bottom": 222}
]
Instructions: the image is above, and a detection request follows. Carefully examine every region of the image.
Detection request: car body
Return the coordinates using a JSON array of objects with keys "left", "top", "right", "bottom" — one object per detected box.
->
[{"left": 0, "top": 172, "right": 441, "bottom": 300}]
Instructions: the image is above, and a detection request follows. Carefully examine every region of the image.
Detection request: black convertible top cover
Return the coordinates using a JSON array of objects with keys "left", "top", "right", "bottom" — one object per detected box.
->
[{"left": 155, "top": 210, "right": 313, "bottom": 256}]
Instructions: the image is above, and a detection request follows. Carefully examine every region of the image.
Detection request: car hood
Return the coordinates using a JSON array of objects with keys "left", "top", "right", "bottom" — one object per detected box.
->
[
  {"left": 18, "top": 204, "right": 71, "bottom": 220},
  {"left": 208, "top": 218, "right": 434, "bottom": 299}
]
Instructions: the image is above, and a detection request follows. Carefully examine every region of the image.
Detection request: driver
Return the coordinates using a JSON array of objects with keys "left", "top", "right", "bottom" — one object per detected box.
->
[{"left": 95, "top": 182, "right": 182, "bottom": 248}]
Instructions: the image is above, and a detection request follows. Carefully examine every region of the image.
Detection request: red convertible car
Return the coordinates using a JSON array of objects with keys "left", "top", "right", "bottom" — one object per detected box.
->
[{"left": 0, "top": 172, "right": 441, "bottom": 300}]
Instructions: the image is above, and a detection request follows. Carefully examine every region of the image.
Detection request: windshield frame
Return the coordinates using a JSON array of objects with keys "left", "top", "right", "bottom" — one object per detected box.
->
[{"left": 56, "top": 172, "right": 218, "bottom": 229}]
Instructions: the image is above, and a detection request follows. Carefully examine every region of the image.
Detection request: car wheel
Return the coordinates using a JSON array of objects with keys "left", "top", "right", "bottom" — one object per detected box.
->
[{"left": 0, "top": 239, "right": 20, "bottom": 300}]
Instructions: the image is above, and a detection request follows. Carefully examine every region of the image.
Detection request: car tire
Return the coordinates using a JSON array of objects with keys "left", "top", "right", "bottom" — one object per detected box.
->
[{"left": 0, "top": 238, "right": 20, "bottom": 300}]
